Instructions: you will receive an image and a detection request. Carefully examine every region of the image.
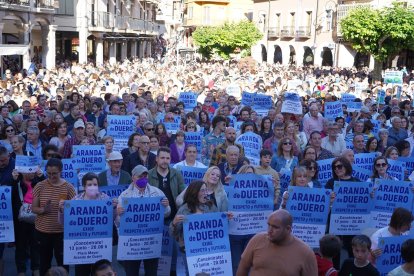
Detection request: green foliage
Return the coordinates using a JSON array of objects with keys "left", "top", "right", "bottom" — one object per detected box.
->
[
  {"left": 340, "top": 3, "right": 414, "bottom": 61},
  {"left": 192, "top": 20, "right": 262, "bottom": 59}
]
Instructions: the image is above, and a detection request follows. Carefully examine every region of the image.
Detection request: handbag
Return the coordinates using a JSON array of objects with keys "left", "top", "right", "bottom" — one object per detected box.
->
[{"left": 18, "top": 183, "right": 36, "bottom": 224}]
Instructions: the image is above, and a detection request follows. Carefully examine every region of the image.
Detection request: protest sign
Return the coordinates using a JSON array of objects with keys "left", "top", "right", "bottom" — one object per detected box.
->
[
  {"left": 341, "top": 93, "right": 356, "bottom": 103},
  {"left": 324, "top": 101, "right": 343, "bottom": 120},
  {"left": 184, "top": 212, "right": 232, "bottom": 276},
  {"left": 72, "top": 145, "right": 106, "bottom": 173},
  {"left": 281, "top": 92, "right": 302, "bottom": 114},
  {"left": 63, "top": 200, "right": 113, "bottom": 265},
  {"left": 287, "top": 79, "right": 302, "bottom": 90},
  {"left": 0, "top": 186, "right": 14, "bottom": 242},
  {"left": 377, "top": 90, "right": 386, "bottom": 104},
  {"left": 355, "top": 82, "right": 367, "bottom": 97},
  {"left": 41, "top": 158, "right": 78, "bottom": 187},
  {"left": 354, "top": 153, "right": 377, "bottom": 172},
  {"left": 346, "top": 101, "right": 362, "bottom": 112},
  {"left": 241, "top": 91, "right": 254, "bottom": 106},
  {"left": 384, "top": 71, "right": 403, "bottom": 85},
  {"left": 387, "top": 159, "right": 406, "bottom": 181},
  {"left": 178, "top": 92, "right": 197, "bottom": 111},
  {"left": 234, "top": 121, "right": 243, "bottom": 132},
  {"left": 99, "top": 184, "right": 129, "bottom": 199},
  {"left": 317, "top": 158, "right": 334, "bottom": 187},
  {"left": 371, "top": 120, "right": 381, "bottom": 137},
  {"left": 178, "top": 166, "right": 208, "bottom": 186},
  {"left": 371, "top": 180, "right": 414, "bottom": 229},
  {"left": 118, "top": 197, "right": 164, "bottom": 260},
  {"left": 377, "top": 236, "right": 411, "bottom": 276},
  {"left": 236, "top": 132, "right": 262, "bottom": 165},
  {"left": 398, "top": 157, "right": 414, "bottom": 176},
  {"left": 226, "top": 84, "right": 242, "bottom": 98},
  {"left": 329, "top": 181, "right": 373, "bottom": 235},
  {"left": 227, "top": 115, "right": 237, "bottom": 127},
  {"left": 184, "top": 132, "right": 202, "bottom": 153},
  {"left": 352, "top": 166, "right": 371, "bottom": 182},
  {"left": 228, "top": 174, "right": 274, "bottom": 235},
  {"left": 164, "top": 122, "right": 180, "bottom": 134},
  {"left": 15, "top": 155, "right": 39, "bottom": 173},
  {"left": 157, "top": 226, "right": 174, "bottom": 276},
  {"left": 286, "top": 186, "right": 331, "bottom": 248},
  {"left": 253, "top": 93, "right": 273, "bottom": 110},
  {"left": 107, "top": 115, "right": 136, "bottom": 151}
]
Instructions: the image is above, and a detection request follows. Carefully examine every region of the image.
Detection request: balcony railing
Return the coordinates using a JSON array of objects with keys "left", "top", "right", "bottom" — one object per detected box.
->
[
  {"left": 115, "top": 15, "right": 128, "bottom": 29},
  {"left": 0, "top": 0, "right": 30, "bottom": 6},
  {"left": 36, "top": 0, "right": 56, "bottom": 9},
  {"left": 128, "top": 17, "right": 145, "bottom": 31},
  {"left": 0, "top": 0, "right": 56, "bottom": 9},
  {"left": 280, "top": 26, "right": 295, "bottom": 38},
  {"left": 90, "top": 11, "right": 115, "bottom": 29},
  {"left": 268, "top": 27, "right": 280, "bottom": 38},
  {"left": 296, "top": 26, "right": 311, "bottom": 38}
]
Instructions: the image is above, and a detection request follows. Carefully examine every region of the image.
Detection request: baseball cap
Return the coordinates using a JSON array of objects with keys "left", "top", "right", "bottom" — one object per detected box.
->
[
  {"left": 107, "top": 151, "right": 123, "bottom": 161},
  {"left": 131, "top": 165, "right": 148, "bottom": 176},
  {"left": 74, "top": 120, "right": 85, "bottom": 129},
  {"left": 360, "top": 106, "right": 370, "bottom": 113}
]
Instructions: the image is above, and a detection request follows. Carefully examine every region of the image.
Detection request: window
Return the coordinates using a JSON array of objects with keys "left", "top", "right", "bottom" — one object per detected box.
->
[
  {"left": 275, "top": 13, "right": 280, "bottom": 28},
  {"left": 306, "top": 11, "right": 312, "bottom": 28},
  {"left": 56, "top": 0, "right": 74, "bottom": 15},
  {"left": 188, "top": 7, "right": 193, "bottom": 19},
  {"left": 203, "top": 6, "right": 210, "bottom": 25}
]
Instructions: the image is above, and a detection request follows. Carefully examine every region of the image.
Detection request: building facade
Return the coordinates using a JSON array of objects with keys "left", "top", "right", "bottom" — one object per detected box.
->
[{"left": 251, "top": 0, "right": 414, "bottom": 68}]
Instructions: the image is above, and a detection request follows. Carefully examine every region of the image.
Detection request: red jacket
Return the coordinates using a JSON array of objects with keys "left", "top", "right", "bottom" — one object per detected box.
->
[{"left": 315, "top": 253, "right": 338, "bottom": 276}]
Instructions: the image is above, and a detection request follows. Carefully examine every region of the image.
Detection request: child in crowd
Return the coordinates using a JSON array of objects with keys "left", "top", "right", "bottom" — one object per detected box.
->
[
  {"left": 316, "top": 234, "right": 342, "bottom": 276},
  {"left": 339, "top": 235, "right": 380, "bottom": 276},
  {"left": 388, "top": 239, "right": 414, "bottom": 276},
  {"left": 91, "top": 259, "right": 117, "bottom": 276}
]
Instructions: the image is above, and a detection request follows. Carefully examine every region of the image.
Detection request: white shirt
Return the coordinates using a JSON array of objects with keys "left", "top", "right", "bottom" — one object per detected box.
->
[
  {"left": 321, "top": 136, "right": 346, "bottom": 157},
  {"left": 173, "top": 160, "right": 207, "bottom": 169}
]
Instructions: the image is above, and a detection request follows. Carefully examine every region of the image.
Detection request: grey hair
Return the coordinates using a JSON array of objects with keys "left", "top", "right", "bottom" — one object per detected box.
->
[{"left": 378, "top": 128, "right": 389, "bottom": 135}]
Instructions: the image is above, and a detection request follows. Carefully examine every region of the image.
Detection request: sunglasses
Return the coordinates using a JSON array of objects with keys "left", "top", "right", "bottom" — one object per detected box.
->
[
  {"left": 146, "top": 128, "right": 154, "bottom": 131},
  {"left": 333, "top": 164, "right": 344, "bottom": 170},
  {"left": 307, "top": 166, "right": 316, "bottom": 171},
  {"left": 283, "top": 142, "right": 292, "bottom": 145},
  {"left": 375, "top": 163, "right": 387, "bottom": 168},
  {"left": 6, "top": 129, "right": 14, "bottom": 133}
]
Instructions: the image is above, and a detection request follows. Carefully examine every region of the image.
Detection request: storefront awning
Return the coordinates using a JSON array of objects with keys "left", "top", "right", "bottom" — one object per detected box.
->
[
  {"left": 103, "top": 33, "right": 140, "bottom": 40},
  {"left": 0, "top": 45, "right": 29, "bottom": 55}
]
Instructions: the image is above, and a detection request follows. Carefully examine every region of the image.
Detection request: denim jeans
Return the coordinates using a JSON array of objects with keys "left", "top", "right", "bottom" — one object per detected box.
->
[{"left": 229, "top": 234, "right": 254, "bottom": 275}]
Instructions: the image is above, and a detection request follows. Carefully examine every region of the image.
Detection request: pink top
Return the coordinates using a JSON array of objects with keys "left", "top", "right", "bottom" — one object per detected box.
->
[{"left": 23, "top": 180, "right": 34, "bottom": 204}]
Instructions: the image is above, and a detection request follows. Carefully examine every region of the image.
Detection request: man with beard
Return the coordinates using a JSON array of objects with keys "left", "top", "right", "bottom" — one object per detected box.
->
[{"left": 209, "top": 127, "right": 244, "bottom": 166}]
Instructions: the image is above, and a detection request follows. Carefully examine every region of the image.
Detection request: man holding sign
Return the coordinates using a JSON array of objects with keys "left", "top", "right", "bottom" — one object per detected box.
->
[{"left": 237, "top": 210, "right": 317, "bottom": 276}]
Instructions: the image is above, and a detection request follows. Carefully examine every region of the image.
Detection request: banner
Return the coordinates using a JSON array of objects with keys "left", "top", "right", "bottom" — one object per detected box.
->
[
  {"left": 287, "top": 79, "right": 302, "bottom": 90},
  {"left": 157, "top": 226, "right": 174, "bottom": 276},
  {"left": 384, "top": 71, "right": 403, "bottom": 85},
  {"left": 371, "top": 180, "right": 414, "bottom": 229},
  {"left": 346, "top": 102, "right": 362, "bottom": 112},
  {"left": 228, "top": 174, "right": 274, "bottom": 235},
  {"left": 371, "top": 120, "right": 381, "bottom": 137},
  {"left": 226, "top": 84, "right": 241, "bottom": 98},
  {"left": 15, "top": 155, "right": 39, "bottom": 173},
  {"left": 341, "top": 93, "right": 356, "bottom": 103},
  {"left": 184, "top": 212, "right": 232, "bottom": 276},
  {"left": 184, "top": 132, "right": 202, "bottom": 153},
  {"left": 107, "top": 115, "right": 136, "bottom": 151},
  {"left": 279, "top": 168, "right": 292, "bottom": 206},
  {"left": 317, "top": 158, "right": 334, "bottom": 187},
  {"left": 354, "top": 153, "right": 377, "bottom": 172},
  {"left": 286, "top": 186, "right": 331, "bottom": 248},
  {"left": 398, "top": 157, "right": 414, "bottom": 176},
  {"left": 241, "top": 91, "right": 254, "bottom": 106},
  {"left": 377, "top": 236, "right": 411, "bottom": 276},
  {"left": 387, "top": 159, "right": 406, "bottom": 181},
  {"left": 0, "top": 186, "right": 14, "bottom": 242},
  {"left": 117, "top": 197, "right": 164, "bottom": 260},
  {"left": 72, "top": 145, "right": 106, "bottom": 173},
  {"left": 236, "top": 132, "right": 263, "bottom": 165},
  {"left": 377, "top": 90, "right": 386, "bottom": 104},
  {"left": 178, "top": 166, "right": 208, "bottom": 186},
  {"left": 281, "top": 92, "right": 303, "bottom": 115},
  {"left": 329, "top": 181, "right": 373, "bottom": 235},
  {"left": 164, "top": 122, "right": 181, "bottom": 134},
  {"left": 352, "top": 166, "right": 371, "bottom": 182},
  {"left": 99, "top": 184, "right": 129, "bottom": 199},
  {"left": 324, "top": 101, "right": 343, "bottom": 120},
  {"left": 63, "top": 200, "right": 113, "bottom": 265},
  {"left": 227, "top": 116, "right": 237, "bottom": 127},
  {"left": 178, "top": 92, "right": 197, "bottom": 111}
]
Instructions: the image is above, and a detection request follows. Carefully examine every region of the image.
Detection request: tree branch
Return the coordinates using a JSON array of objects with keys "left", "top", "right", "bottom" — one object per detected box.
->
[{"left": 378, "top": 35, "right": 390, "bottom": 47}]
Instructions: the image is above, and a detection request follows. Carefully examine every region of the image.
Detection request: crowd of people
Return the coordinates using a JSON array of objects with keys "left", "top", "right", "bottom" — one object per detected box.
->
[{"left": 0, "top": 57, "right": 414, "bottom": 276}]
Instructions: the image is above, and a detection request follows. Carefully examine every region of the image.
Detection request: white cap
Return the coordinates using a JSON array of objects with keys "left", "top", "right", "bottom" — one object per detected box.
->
[{"left": 74, "top": 120, "right": 85, "bottom": 129}]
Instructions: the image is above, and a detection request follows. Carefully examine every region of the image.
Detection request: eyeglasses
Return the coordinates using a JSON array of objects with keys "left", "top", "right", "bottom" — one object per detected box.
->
[
  {"left": 333, "top": 164, "right": 344, "bottom": 170},
  {"left": 6, "top": 129, "right": 14, "bottom": 133},
  {"left": 140, "top": 141, "right": 150, "bottom": 144},
  {"left": 375, "top": 163, "right": 387, "bottom": 168},
  {"left": 283, "top": 142, "right": 292, "bottom": 145},
  {"left": 307, "top": 166, "right": 316, "bottom": 171},
  {"left": 146, "top": 128, "right": 154, "bottom": 131}
]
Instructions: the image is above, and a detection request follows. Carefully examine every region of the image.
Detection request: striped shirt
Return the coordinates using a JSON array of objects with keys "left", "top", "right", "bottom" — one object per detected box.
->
[{"left": 33, "top": 180, "right": 76, "bottom": 233}]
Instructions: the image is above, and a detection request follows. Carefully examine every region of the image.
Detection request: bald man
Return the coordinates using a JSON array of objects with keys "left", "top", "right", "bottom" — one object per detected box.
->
[{"left": 237, "top": 210, "right": 318, "bottom": 276}]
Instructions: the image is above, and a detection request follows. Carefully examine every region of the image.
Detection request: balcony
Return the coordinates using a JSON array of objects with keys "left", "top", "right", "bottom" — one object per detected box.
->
[
  {"left": 0, "top": 0, "right": 56, "bottom": 12},
  {"left": 90, "top": 11, "right": 115, "bottom": 29},
  {"left": 296, "top": 26, "right": 311, "bottom": 38},
  {"left": 268, "top": 27, "right": 280, "bottom": 39},
  {"left": 128, "top": 17, "right": 145, "bottom": 31},
  {"left": 115, "top": 15, "right": 128, "bottom": 29},
  {"left": 337, "top": 3, "right": 372, "bottom": 37},
  {"left": 280, "top": 26, "right": 294, "bottom": 38}
]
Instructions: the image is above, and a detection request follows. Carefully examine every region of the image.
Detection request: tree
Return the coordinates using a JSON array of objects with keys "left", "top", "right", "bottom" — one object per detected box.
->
[
  {"left": 192, "top": 20, "right": 262, "bottom": 60},
  {"left": 340, "top": 3, "right": 414, "bottom": 81}
]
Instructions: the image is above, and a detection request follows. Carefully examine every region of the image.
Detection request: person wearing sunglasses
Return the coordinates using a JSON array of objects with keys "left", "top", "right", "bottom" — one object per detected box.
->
[
  {"left": 299, "top": 159, "right": 322, "bottom": 188},
  {"left": 367, "top": 156, "right": 397, "bottom": 183},
  {"left": 325, "top": 157, "right": 360, "bottom": 190},
  {"left": 270, "top": 138, "right": 298, "bottom": 172}
]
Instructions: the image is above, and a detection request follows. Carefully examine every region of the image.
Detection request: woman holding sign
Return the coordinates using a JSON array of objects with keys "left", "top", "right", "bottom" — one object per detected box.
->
[
  {"left": 170, "top": 180, "right": 218, "bottom": 275},
  {"left": 325, "top": 157, "right": 361, "bottom": 190},
  {"left": 31, "top": 158, "right": 77, "bottom": 276},
  {"left": 270, "top": 137, "right": 298, "bottom": 172},
  {"left": 117, "top": 165, "right": 170, "bottom": 276},
  {"left": 367, "top": 156, "right": 397, "bottom": 183}
]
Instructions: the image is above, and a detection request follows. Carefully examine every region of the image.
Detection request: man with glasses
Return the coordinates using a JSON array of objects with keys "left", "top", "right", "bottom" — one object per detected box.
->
[
  {"left": 122, "top": 135, "right": 156, "bottom": 174},
  {"left": 143, "top": 121, "right": 155, "bottom": 136},
  {"left": 322, "top": 122, "right": 346, "bottom": 157},
  {"left": 388, "top": 116, "right": 408, "bottom": 146}
]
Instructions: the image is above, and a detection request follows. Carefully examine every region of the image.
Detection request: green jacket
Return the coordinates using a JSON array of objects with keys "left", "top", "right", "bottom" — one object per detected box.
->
[{"left": 148, "top": 166, "right": 185, "bottom": 202}]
